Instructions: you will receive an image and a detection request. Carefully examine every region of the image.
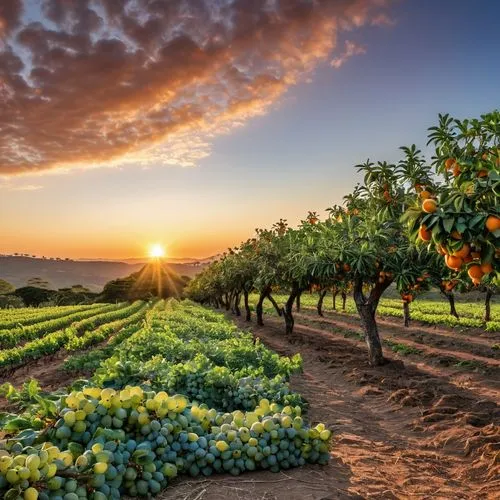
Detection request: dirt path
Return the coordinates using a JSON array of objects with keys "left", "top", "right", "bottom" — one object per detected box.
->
[
  {"left": 302, "top": 306, "right": 500, "bottom": 346},
  {"left": 162, "top": 313, "right": 499, "bottom": 500},
  {"left": 296, "top": 313, "right": 500, "bottom": 367}
]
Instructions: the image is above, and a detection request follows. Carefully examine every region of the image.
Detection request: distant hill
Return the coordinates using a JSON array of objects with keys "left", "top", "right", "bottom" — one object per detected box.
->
[{"left": 0, "top": 256, "right": 207, "bottom": 292}]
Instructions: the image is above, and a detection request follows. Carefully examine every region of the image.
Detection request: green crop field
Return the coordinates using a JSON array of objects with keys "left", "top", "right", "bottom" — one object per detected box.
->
[{"left": 0, "top": 301, "right": 330, "bottom": 499}]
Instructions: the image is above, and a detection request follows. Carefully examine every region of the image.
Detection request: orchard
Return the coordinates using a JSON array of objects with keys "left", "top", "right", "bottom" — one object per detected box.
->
[{"left": 188, "top": 111, "right": 499, "bottom": 366}]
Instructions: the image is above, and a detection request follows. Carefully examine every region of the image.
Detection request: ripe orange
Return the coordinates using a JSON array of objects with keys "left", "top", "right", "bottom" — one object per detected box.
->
[
  {"left": 452, "top": 164, "right": 461, "bottom": 177},
  {"left": 467, "top": 264, "right": 484, "bottom": 280},
  {"left": 477, "top": 169, "right": 488, "bottom": 178},
  {"left": 383, "top": 190, "right": 392, "bottom": 202},
  {"left": 471, "top": 278, "right": 481, "bottom": 286},
  {"left": 444, "top": 158, "right": 456, "bottom": 170},
  {"left": 452, "top": 243, "right": 470, "bottom": 259},
  {"left": 420, "top": 190, "right": 432, "bottom": 200},
  {"left": 422, "top": 199, "right": 438, "bottom": 213},
  {"left": 450, "top": 230, "right": 462, "bottom": 240},
  {"left": 445, "top": 255, "right": 463, "bottom": 270},
  {"left": 480, "top": 262, "right": 494, "bottom": 274},
  {"left": 418, "top": 225, "right": 432, "bottom": 241},
  {"left": 485, "top": 215, "right": 500, "bottom": 232}
]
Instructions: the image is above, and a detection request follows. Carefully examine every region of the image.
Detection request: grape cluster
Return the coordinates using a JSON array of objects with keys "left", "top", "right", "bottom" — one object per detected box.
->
[{"left": 0, "top": 386, "right": 331, "bottom": 499}]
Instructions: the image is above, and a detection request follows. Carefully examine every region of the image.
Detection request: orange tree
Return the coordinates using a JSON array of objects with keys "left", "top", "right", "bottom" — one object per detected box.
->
[{"left": 404, "top": 111, "right": 500, "bottom": 286}]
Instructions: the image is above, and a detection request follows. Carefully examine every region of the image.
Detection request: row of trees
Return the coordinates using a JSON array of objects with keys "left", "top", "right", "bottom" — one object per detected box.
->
[{"left": 187, "top": 111, "right": 499, "bottom": 366}]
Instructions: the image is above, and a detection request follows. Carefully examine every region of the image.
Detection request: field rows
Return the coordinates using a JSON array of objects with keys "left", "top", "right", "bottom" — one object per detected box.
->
[
  {"left": 0, "top": 301, "right": 149, "bottom": 373},
  {"left": 0, "top": 300, "right": 330, "bottom": 499},
  {"left": 249, "top": 293, "right": 500, "bottom": 331}
]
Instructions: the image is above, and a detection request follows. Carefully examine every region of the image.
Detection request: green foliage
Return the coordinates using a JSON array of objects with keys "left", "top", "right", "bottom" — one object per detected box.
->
[
  {"left": 0, "top": 301, "right": 331, "bottom": 498},
  {"left": 0, "top": 279, "right": 15, "bottom": 295}
]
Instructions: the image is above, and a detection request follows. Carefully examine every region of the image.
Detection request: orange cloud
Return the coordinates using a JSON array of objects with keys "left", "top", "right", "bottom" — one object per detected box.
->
[
  {"left": 0, "top": 0, "right": 394, "bottom": 176},
  {"left": 330, "top": 40, "right": 367, "bottom": 68}
]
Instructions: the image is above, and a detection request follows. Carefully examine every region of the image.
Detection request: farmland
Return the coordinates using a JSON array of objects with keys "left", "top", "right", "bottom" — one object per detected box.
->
[
  {"left": 0, "top": 301, "right": 332, "bottom": 499},
  {"left": 0, "top": 295, "right": 498, "bottom": 499},
  {"left": 0, "top": 111, "right": 498, "bottom": 498}
]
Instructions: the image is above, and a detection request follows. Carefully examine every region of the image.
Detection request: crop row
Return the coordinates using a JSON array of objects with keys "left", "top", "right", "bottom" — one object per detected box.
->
[
  {"left": 0, "top": 301, "right": 148, "bottom": 371},
  {"left": 0, "top": 304, "right": 103, "bottom": 330},
  {"left": 67, "top": 300, "right": 303, "bottom": 412},
  {"left": 0, "top": 303, "right": 122, "bottom": 349}
]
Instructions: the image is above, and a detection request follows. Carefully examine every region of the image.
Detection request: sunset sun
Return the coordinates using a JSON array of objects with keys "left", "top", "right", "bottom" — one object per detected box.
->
[{"left": 149, "top": 244, "right": 165, "bottom": 259}]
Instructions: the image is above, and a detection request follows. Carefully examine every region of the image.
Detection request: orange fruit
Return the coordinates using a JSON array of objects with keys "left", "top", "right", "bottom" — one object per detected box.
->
[
  {"left": 450, "top": 230, "right": 462, "bottom": 240},
  {"left": 343, "top": 263, "right": 351, "bottom": 272},
  {"left": 485, "top": 215, "right": 500, "bottom": 232},
  {"left": 480, "top": 262, "right": 494, "bottom": 274},
  {"left": 436, "top": 244, "right": 447, "bottom": 256},
  {"left": 467, "top": 264, "right": 484, "bottom": 280},
  {"left": 453, "top": 164, "right": 461, "bottom": 177},
  {"left": 477, "top": 169, "right": 488, "bottom": 178},
  {"left": 418, "top": 225, "right": 432, "bottom": 241},
  {"left": 444, "top": 158, "right": 456, "bottom": 170},
  {"left": 420, "top": 190, "right": 432, "bottom": 200},
  {"left": 422, "top": 199, "right": 438, "bottom": 213},
  {"left": 452, "top": 243, "right": 470, "bottom": 259},
  {"left": 463, "top": 255, "right": 473, "bottom": 263},
  {"left": 383, "top": 190, "right": 391, "bottom": 202},
  {"left": 471, "top": 251, "right": 481, "bottom": 260},
  {"left": 445, "top": 255, "right": 463, "bottom": 270}
]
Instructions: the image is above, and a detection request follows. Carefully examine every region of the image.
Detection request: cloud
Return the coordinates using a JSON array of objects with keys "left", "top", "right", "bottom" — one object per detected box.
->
[
  {"left": 330, "top": 40, "right": 367, "bottom": 68},
  {"left": 0, "top": 183, "right": 43, "bottom": 191},
  {"left": 371, "top": 13, "right": 396, "bottom": 26},
  {"left": 0, "top": 0, "right": 394, "bottom": 176}
]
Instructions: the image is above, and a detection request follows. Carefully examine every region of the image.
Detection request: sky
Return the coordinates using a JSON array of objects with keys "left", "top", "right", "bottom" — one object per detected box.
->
[{"left": 0, "top": 0, "right": 499, "bottom": 260}]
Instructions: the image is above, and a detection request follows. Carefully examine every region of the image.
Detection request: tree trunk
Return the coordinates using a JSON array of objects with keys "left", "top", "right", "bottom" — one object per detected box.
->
[
  {"left": 256, "top": 289, "right": 268, "bottom": 326},
  {"left": 283, "top": 286, "right": 299, "bottom": 334},
  {"left": 353, "top": 278, "right": 389, "bottom": 366},
  {"left": 224, "top": 293, "right": 230, "bottom": 311},
  {"left": 341, "top": 291, "right": 347, "bottom": 311},
  {"left": 332, "top": 290, "right": 338, "bottom": 310},
  {"left": 317, "top": 289, "right": 327, "bottom": 316},
  {"left": 243, "top": 290, "right": 251, "bottom": 322},
  {"left": 403, "top": 301, "right": 411, "bottom": 327},
  {"left": 295, "top": 291, "right": 302, "bottom": 312},
  {"left": 234, "top": 292, "right": 241, "bottom": 317},
  {"left": 484, "top": 289, "right": 493, "bottom": 322},
  {"left": 229, "top": 291, "right": 236, "bottom": 314},
  {"left": 266, "top": 293, "right": 283, "bottom": 316},
  {"left": 446, "top": 292, "right": 459, "bottom": 319}
]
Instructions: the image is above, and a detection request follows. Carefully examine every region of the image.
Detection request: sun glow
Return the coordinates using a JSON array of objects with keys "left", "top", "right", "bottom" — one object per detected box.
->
[{"left": 149, "top": 243, "right": 165, "bottom": 259}]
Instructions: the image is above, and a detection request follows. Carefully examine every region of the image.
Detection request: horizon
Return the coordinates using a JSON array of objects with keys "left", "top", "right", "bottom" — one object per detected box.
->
[{"left": 1, "top": 0, "right": 500, "bottom": 259}]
